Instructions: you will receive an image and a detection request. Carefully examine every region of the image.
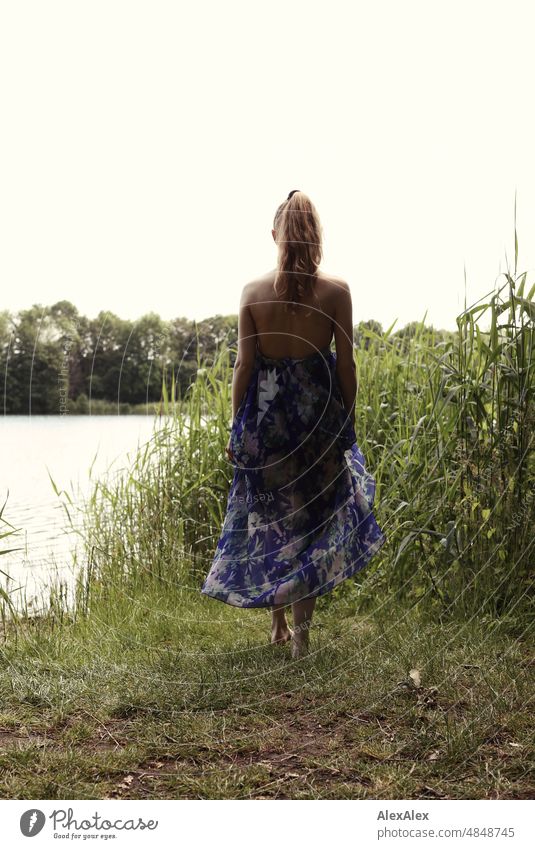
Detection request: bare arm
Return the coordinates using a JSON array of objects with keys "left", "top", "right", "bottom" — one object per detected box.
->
[
  {"left": 333, "top": 281, "right": 357, "bottom": 423},
  {"left": 231, "top": 284, "right": 257, "bottom": 419}
]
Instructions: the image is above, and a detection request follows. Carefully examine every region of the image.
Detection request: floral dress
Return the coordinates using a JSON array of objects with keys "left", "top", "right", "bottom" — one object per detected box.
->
[{"left": 201, "top": 345, "right": 386, "bottom": 608}]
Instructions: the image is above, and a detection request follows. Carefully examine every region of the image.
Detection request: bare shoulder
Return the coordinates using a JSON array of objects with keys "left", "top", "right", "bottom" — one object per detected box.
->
[
  {"left": 317, "top": 271, "right": 350, "bottom": 291},
  {"left": 240, "top": 272, "right": 276, "bottom": 305},
  {"left": 240, "top": 280, "right": 259, "bottom": 306},
  {"left": 315, "top": 271, "right": 351, "bottom": 306}
]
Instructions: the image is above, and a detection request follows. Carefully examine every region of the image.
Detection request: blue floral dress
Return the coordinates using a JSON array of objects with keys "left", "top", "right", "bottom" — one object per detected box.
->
[{"left": 201, "top": 345, "right": 386, "bottom": 608}]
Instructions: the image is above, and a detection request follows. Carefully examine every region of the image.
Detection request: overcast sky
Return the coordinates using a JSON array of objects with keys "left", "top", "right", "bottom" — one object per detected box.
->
[{"left": 1, "top": 0, "right": 534, "bottom": 332}]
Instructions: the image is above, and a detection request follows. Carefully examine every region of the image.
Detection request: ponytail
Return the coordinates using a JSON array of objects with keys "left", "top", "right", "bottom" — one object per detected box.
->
[{"left": 273, "top": 190, "right": 323, "bottom": 311}]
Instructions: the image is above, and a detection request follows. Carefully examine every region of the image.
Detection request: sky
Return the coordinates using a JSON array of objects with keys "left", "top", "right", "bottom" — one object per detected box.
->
[{"left": 1, "top": 0, "right": 534, "bottom": 332}]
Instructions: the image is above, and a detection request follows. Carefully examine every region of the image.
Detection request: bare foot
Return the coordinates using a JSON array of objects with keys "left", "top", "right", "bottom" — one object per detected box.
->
[
  {"left": 271, "top": 626, "right": 294, "bottom": 645},
  {"left": 290, "top": 625, "right": 310, "bottom": 658}
]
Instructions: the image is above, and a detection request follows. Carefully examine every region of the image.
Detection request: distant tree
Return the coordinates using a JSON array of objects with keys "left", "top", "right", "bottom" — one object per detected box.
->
[
  {"left": 391, "top": 320, "right": 456, "bottom": 355},
  {"left": 119, "top": 313, "right": 170, "bottom": 405},
  {"left": 0, "top": 310, "right": 15, "bottom": 413},
  {"left": 354, "top": 319, "right": 384, "bottom": 350},
  {"left": 71, "top": 392, "right": 89, "bottom": 414},
  {"left": 82, "top": 312, "right": 132, "bottom": 403},
  {"left": 4, "top": 305, "right": 65, "bottom": 413},
  {"left": 167, "top": 317, "right": 198, "bottom": 396},
  {"left": 48, "top": 300, "right": 87, "bottom": 401},
  {"left": 394, "top": 320, "right": 422, "bottom": 340},
  {"left": 195, "top": 314, "right": 238, "bottom": 362}
]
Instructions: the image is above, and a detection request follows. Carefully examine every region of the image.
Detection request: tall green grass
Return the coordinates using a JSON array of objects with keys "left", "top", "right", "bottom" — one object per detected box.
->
[{"left": 69, "top": 245, "right": 534, "bottom": 627}]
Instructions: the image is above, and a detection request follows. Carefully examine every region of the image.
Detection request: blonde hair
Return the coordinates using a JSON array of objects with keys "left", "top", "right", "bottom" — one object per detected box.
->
[{"left": 273, "top": 190, "right": 323, "bottom": 312}]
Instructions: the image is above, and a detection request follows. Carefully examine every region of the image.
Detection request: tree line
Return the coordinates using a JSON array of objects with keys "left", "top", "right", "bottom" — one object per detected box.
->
[{"left": 0, "top": 301, "right": 451, "bottom": 414}]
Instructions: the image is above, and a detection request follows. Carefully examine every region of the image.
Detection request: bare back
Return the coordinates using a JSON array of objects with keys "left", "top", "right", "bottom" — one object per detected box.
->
[
  {"left": 244, "top": 269, "right": 347, "bottom": 359},
  {"left": 233, "top": 267, "right": 356, "bottom": 433}
]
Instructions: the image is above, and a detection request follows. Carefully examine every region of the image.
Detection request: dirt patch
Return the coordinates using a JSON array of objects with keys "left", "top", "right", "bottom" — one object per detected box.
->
[
  {"left": 0, "top": 729, "right": 51, "bottom": 750},
  {"left": 0, "top": 717, "right": 133, "bottom": 754},
  {"left": 102, "top": 710, "right": 377, "bottom": 799}
]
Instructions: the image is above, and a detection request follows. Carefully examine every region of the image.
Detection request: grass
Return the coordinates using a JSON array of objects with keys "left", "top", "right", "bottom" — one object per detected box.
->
[
  {"left": 0, "top": 583, "right": 533, "bottom": 799},
  {"left": 0, "top": 218, "right": 533, "bottom": 798}
]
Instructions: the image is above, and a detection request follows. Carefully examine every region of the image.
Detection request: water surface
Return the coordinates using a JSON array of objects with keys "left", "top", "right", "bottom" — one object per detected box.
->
[{"left": 0, "top": 415, "right": 163, "bottom": 612}]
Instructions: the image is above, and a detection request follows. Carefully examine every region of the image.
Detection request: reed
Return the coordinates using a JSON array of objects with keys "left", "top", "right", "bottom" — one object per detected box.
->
[{"left": 73, "top": 238, "right": 534, "bottom": 626}]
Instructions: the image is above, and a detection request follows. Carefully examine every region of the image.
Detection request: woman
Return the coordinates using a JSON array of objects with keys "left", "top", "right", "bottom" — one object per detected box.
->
[{"left": 201, "top": 190, "right": 386, "bottom": 658}]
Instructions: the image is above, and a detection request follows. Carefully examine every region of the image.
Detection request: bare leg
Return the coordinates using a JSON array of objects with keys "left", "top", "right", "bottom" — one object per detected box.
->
[
  {"left": 271, "top": 604, "right": 292, "bottom": 644},
  {"left": 290, "top": 595, "right": 316, "bottom": 657}
]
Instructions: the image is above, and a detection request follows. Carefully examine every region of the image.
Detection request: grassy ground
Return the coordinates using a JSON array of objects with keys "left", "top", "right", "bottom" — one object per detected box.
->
[{"left": 0, "top": 580, "right": 533, "bottom": 800}]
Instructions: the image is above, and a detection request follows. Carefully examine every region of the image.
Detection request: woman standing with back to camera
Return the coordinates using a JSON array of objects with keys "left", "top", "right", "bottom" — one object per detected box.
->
[{"left": 201, "top": 190, "right": 386, "bottom": 658}]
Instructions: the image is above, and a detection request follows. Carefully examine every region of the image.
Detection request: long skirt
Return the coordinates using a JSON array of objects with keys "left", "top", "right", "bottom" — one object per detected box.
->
[{"left": 200, "top": 346, "right": 386, "bottom": 608}]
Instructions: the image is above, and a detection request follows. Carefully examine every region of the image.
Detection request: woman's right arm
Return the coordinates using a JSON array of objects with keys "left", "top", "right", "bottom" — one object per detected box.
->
[
  {"left": 333, "top": 281, "right": 357, "bottom": 424},
  {"left": 231, "top": 283, "right": 257, "bottom": 418}
]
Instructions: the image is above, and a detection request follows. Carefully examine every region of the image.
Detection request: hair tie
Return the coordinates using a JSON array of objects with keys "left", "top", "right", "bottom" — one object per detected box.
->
[{"left": 287, "top": 189, "right": 300, "bottom": 200}]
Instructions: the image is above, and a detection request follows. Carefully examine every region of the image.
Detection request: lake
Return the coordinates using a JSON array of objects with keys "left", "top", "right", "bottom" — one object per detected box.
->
[{"left": 0, "top": 415, "right": 165, "bottom": 613}]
